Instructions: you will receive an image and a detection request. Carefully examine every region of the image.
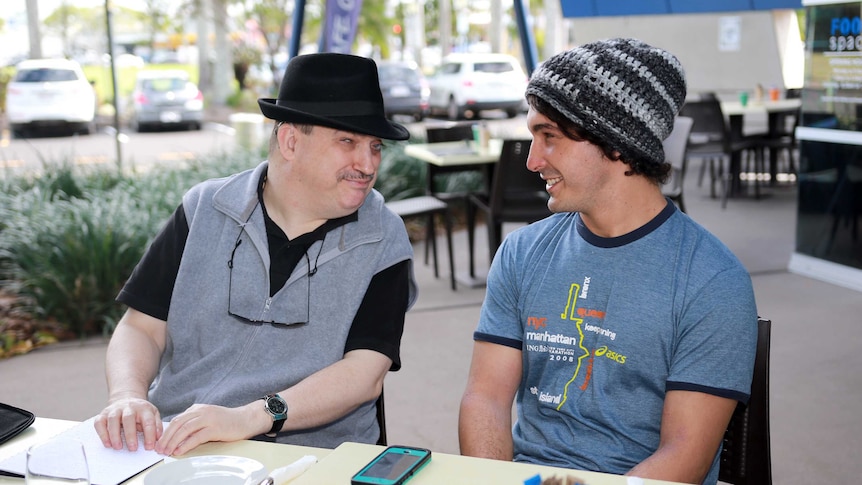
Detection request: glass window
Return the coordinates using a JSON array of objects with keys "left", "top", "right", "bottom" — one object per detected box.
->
[
  {"left": 473, "top": 62, "right": 514, "bottom": 74},
  {"left": 15, "top": 68, "right": 78, "bottom": 83},
  {"left": 801, "top": 3, "right": 862, "bottom": 131}
]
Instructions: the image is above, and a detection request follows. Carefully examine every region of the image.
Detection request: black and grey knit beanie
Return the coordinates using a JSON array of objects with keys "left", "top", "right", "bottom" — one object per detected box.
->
[{"left": 526, "top": 38, "right": 686, "bottom": 166}]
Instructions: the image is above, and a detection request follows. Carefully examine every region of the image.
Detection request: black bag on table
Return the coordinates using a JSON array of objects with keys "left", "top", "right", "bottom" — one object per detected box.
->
[{"left": 0, "top": 402, "right": 35, "bottom": 445}]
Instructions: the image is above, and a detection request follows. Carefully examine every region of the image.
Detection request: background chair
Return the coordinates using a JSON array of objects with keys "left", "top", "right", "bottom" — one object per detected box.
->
[
  {"left": 719, "top": 317, "right": 772, "bottom": 485},
  {"left": 376, "top": 392, "right": 387, "bottom": 446},
  {"left": 417, "top": 123, "right": 477, "bottom": 273},
  {"left": 385, "top": 196, "right": 456, "bottom": 290},
  {"left": 661, "top": 116, "right": 694, "bottom": 212},
  {"left": 757, "top": 107, "right": 799, "bottom": 184},
  {"left": 426, "top": 123, "right": 475, "bottom": 144},
  {"left": 466, "top": 139, "right": 550, "bottom": 276},
  {"left": 681, "top": 94, "right": 764, "bottom": 208}
]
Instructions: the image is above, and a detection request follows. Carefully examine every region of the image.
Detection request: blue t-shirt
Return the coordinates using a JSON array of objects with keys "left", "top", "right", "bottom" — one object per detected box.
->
[{"left": 474, "top": 200, "right": 757, "bottom": 485}]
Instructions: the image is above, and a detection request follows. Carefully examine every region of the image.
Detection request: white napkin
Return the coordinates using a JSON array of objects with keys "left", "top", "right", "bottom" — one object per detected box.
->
[{"left": 269, "top": 455, "right": 318, "bottom": 484}]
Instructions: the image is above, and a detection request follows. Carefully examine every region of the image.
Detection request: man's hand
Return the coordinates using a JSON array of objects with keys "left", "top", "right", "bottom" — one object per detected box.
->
[
  {"left": 154, "top": 402, "right": 267, "bottom": 456},
  {"left": 94, "top": 397, "right": 163, "bottom": 452}
]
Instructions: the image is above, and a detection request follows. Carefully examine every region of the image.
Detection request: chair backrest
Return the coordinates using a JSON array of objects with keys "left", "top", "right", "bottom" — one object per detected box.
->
[
  {"left": 661, "top": 116, "right": 694, "bottom": 200},
  {"left": 679, "top": 94, "right": 730, "bottom": 148},
  {"left": 719, "top": 317, "right": 772, "bottom": 485},
  {"left": 489, "top": 139, "right": 550, "bottom": 219},
  {"left": 376, "top": 391, "right": 387, "bottom": 446},
  {"left": 426, "top": 123, "right": 474, "bottom": 143}
]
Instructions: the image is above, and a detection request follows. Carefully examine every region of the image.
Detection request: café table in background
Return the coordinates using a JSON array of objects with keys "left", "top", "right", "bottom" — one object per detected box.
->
[
  {"left": 405, "top": 139, "right": 504, "bottom": 287},
  {"left": 721, "top": 98, "right": 801, "bottom": 194}
]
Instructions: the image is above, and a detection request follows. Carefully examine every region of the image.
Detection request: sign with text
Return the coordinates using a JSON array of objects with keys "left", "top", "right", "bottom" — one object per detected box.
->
[
  {"left": 320, "top": 0, "right": 363, "bottom": 54},
  {"left": 804, "top": 2, "right": 862, "bottom": 131}
]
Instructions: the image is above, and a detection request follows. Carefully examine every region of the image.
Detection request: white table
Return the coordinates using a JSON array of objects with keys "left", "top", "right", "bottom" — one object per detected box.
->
[
  {"left": 1, "top": 419, "right": 694, "bottom": 485},
  {"left": 405, "top": 139, "right": 505, "bottom": 287}
]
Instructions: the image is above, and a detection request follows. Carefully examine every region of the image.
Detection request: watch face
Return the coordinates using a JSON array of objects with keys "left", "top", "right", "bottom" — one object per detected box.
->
[{"left": 267, "top": 397, "right": 286, "bottom": 414}]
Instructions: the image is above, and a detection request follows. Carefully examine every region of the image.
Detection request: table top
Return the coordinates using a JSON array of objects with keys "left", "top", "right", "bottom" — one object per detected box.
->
[
  {"left": 0, "top": 418, "right": 691, "bottom": 485},
  {"left": 721, "top": 98, "right": 801, "bottom": 116},
  {"left": 291, "top": 441, "right": 689, "bottom": 485},
  {"left": 405, "top": 139, "right": 504, "bottom": 167}
]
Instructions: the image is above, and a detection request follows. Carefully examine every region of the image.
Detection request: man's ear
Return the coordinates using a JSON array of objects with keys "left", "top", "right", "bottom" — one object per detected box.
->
[{"left": 277, "top": 123, "right": 296, "bottom": 156}]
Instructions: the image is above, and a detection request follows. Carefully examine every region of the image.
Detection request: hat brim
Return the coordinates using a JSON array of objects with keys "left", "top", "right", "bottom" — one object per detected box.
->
[{"left": 258, "top": 99, "right": 409, "bottom": 141}]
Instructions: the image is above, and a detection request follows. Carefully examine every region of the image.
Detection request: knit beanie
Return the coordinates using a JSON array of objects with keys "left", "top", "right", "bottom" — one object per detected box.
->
[{"left": 526, "top": 38, "right": 687, "bottom": 166}]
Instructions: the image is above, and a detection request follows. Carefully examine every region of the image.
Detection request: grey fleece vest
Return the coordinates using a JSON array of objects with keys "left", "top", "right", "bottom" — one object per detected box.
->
[{"left": 148, "top": 161, "right": 417, "bottom": 448}]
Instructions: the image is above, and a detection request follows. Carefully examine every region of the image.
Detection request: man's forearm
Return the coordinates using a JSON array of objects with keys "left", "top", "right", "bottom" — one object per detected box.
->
[
  {"left": 458, "top": 394, "right": 514, "bottom": 461},
  {"left": 278, "top": 349, "right": 390, "bottom": 432},
  {"left": 104, "top": 320, "right": 162, "bottom": 402}
]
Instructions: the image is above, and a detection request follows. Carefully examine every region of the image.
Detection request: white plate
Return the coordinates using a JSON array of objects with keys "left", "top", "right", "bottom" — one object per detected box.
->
[{"left": 144, "top": 455, "right": 268, "bottom": 485}]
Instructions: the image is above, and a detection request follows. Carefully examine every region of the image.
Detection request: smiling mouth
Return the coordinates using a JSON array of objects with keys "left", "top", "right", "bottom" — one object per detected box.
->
[
  {"left": 340, "top": 174, "right": 374, "bottom": 184},
  {"left": 542, "top": 175, "right": 562, "bottom": 189}
]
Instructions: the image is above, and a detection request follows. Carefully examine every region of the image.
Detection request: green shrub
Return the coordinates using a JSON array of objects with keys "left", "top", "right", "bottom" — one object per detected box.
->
[
  {"left": 0, "top": 152, "right": 254, "bottom": 338},
  {"left": 0, "top": 142, "right": 431, "bottom": 340}
]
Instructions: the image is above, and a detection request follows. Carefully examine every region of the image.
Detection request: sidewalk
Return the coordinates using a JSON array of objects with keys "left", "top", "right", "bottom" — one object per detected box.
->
[{"left": 2, "top": 159, "right": 861, "bottom": 485}]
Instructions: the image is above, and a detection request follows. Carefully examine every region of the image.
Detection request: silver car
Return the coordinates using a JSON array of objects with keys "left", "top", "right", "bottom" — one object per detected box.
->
[
  {"left": 377, "top": 61, "right": 429, "bottom": 121},
  {"left": 129, "top": 70, "right": 203, "bottom": 132}
]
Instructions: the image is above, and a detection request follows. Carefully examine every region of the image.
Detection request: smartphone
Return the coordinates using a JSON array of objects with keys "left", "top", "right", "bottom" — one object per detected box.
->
[{"left": 350, "top": 445, "right": 432, "bottom": 485}]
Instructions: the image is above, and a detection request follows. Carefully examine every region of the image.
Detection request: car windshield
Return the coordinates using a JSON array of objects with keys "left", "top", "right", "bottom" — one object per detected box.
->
[
  {"left": 15, "top": 68, "right": 78, "bottom": 82},
  {"left": 473, "top": 62, "right": 514, "bottom": 74},
  {"left": 380, "top": 66, "right": 418, "bottom": 83},
  {"left": 142, "top": 78, "right": 187, "bottom": 92}
]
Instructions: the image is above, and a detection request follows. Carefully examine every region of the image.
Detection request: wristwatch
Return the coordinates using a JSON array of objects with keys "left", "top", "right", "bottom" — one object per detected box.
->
[{"left": 262, "top": 394, "right": 288, "bottom": 437}]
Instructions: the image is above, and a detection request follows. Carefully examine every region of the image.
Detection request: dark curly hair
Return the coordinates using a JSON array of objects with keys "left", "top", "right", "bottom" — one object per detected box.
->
[{"left": 526, "top": 94, "right": 672, "bottom": 185}]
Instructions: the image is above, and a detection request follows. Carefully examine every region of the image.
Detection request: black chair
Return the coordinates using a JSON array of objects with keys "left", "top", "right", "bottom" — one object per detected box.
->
[
  {"left": 719, "top": 317, "right": 772, "bottom": 485},
  {"left": 426, "top": 123, "right": 475, "bottom": 144},
  {"left": 375, "top": 391, "right": 387, "bottom": 446},
  {"left": 757, "top": 108, "right": 799, "bottom": 184},
  {"left": 661, "top": 116, "right": 694, "bottom": 212},
  {"left": 424, "top": 123, "right": 479, "bottom": 201},
  {"left": 414, "top": 123, "right": 477, "bottom": 273},
  {"left": 681, "top": 95, "right": 764, "bottom": 208},
  {"left": 385, "top": 195, "right": 456, "bottom": 290},
  {"left": 466, "top": 139, "right": 551, "bottom": 276}
]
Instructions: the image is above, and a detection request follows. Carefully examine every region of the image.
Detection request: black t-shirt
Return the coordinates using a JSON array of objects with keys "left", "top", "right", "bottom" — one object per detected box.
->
[{"left": 117, "top": 183, "right": 410, "bottom": 370}]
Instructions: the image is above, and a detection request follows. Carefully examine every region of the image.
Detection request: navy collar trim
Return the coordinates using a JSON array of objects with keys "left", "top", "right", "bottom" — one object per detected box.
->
[{"left": 576, "top": 198, "right": 676, "bottom": 248}]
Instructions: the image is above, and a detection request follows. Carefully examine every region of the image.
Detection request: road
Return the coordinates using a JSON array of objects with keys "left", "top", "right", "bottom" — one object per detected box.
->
[
  {"left": 0, "top": 113, "right": 530, "bottom": 178},
  {"left": 0, "top": 121, "right": 241, "bottom": 177}
]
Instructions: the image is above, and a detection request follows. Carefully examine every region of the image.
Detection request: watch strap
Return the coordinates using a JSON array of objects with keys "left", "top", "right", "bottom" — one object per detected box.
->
[{"left": 267, "top": 417, "right": 285, "bottom": 436}]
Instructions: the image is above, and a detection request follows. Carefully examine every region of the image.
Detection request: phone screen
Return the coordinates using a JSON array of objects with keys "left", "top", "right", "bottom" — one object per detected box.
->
[
  {"left": 352, "top": 446, "right": 431, "bottom": 484},
  {"left": 360, "top": 450, "right": 423, "bottom": 479}
]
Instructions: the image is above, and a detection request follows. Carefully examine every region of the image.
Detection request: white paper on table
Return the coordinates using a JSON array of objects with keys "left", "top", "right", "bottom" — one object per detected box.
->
[{"left": 0, "top": 416, "right": 166, "bottom": 485}]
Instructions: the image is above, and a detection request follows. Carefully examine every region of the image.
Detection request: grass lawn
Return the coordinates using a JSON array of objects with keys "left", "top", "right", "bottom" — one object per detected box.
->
[{"left": 82, "top": 63, "right": 198, "bottom": 105}]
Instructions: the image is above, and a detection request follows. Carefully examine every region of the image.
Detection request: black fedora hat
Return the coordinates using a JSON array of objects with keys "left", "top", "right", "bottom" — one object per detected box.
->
[{"left": 258, "top": 53, "right": 409, "bottom": 141}]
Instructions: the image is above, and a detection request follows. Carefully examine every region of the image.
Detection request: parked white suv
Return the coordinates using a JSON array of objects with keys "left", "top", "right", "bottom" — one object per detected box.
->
[
  {"left": 427, "top": 53, "right": 528, "bottom": 120},
  {"left": 6, "top": 58, "right": 96, "bottom": 137}
]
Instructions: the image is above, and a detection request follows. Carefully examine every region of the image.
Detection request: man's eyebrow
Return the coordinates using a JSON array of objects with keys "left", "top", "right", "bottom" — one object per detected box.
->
[{"left": 530, "top": 121, "right": 560, "bottom": 132}]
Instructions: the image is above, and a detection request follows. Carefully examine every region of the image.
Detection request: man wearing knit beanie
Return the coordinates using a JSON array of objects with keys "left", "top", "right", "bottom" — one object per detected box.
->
[{"left": 460, "top": 39, "right": 758, "bottom": 485}]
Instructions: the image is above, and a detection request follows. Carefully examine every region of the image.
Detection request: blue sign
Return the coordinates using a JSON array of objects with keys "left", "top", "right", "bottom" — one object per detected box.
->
[{"left": 319, "top": 0, "right": 364, "bottom": 54}]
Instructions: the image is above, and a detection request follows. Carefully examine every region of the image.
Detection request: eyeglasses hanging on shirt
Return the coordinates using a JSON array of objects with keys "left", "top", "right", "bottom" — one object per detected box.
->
[{"left": 226, "top": 223, "right": 324, "bottom": 326}]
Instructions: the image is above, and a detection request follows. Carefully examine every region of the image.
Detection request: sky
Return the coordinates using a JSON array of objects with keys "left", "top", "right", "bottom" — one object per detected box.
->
[{"left": 1, "top": 1, "right": 141, "bottom": 64}]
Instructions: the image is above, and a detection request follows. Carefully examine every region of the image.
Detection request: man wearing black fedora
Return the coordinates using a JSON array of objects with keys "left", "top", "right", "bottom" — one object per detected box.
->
[{"left": 95, "top": 53, "right": 418, "bottom": 454}]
